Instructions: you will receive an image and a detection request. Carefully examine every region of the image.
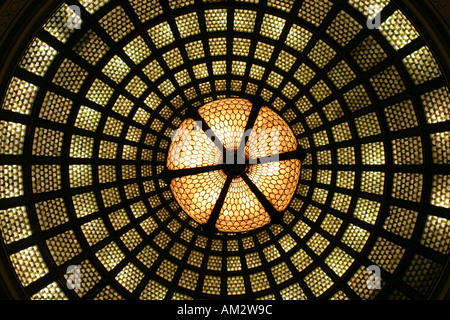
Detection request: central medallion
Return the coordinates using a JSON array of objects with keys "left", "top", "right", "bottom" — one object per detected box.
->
[{"left": 163, "top": 98, "right": 305, "bottom": 233}]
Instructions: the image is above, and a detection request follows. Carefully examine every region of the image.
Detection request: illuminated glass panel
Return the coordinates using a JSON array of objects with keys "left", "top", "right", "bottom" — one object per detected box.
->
[{"left": 380, "top": 10, "right": 420, "bottom": 50}]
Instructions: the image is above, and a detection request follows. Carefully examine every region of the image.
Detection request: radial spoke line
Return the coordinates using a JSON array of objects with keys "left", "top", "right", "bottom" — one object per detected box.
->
[
  {"left": 161, "top": 165, "right": 224, "bottom": 184},
  {"left": 203, "top": 175, "right": 233, "bottom": 233},
  {"left": 236, "top": 98, "right": 264, "bottom": 155},
  {"left": 241, "top": 172, "right": 282, "bottom": 224},
  {"left": 185, "top": 106, "right": 227, "bottom": 156},
  {"left": 248, "top": 147, "right": 307, "bottom": 165}
]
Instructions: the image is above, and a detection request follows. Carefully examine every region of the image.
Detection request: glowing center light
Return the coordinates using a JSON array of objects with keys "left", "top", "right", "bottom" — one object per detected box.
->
[{"left": 165, "top": 98, "right": 304, "bottom": 233}]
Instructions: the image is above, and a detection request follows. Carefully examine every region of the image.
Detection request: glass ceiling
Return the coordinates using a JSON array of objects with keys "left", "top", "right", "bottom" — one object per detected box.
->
[{"left": 0, "top": 0, "right": 449, "bottom": 300}]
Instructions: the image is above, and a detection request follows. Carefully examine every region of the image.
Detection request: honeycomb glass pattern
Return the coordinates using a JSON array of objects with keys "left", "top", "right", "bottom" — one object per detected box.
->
[
  {"left": 167, "top": 99, "right": 302, "bottom": 232},
  {"left": 197, "top": 99, "right": 252, "bottom": 152},
  {"left": 170, "top": 171, "right": 227, "bottom": 225},
  {"left": 0, "top": 0, "right": 449, "bottom": 302}
]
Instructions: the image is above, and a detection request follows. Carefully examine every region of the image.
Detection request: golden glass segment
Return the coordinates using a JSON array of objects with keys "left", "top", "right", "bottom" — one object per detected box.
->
[
  {"left": 171, "top": 171, "right": 226, "bottom": 225},
  {"left": 167, "top": 99, "right": 301, "bottom": 232}
]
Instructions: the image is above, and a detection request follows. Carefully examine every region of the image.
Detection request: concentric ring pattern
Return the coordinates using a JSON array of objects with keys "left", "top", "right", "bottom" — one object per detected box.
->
[{"left": 0, "top": 0, "right": 449, "bottom": 300}]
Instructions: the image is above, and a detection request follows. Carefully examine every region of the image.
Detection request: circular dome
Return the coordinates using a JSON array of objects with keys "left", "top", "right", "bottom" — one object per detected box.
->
[
  {"left": 165, "top": 98, "right": 302, "bottom": 233},
  {"left": 0, "top": 0, "right": 449, "bottom": 300}
]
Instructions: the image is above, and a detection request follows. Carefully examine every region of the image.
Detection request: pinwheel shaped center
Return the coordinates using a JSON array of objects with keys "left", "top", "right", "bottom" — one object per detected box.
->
[
  {"left": 224, "top": 163, "right": 246, "bottom": 177},
  {"left": 164, "top": 98, "right": 305, "bottom": 233}
]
